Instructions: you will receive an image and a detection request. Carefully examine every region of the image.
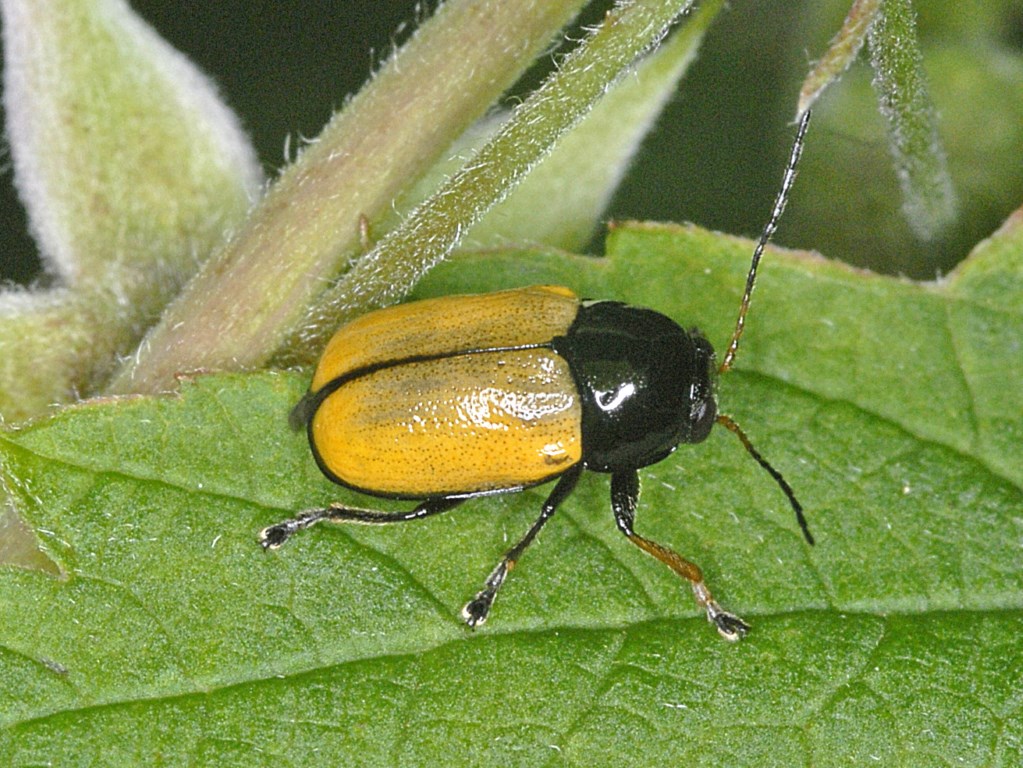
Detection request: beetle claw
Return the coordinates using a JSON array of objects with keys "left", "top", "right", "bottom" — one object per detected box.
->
[
  {"left": 706, "top": 603, "right": 750, "bottom": 641},
  {"left": 259, "top": 521, "right": 296, "bottom": 549},
  {"left": 462, "top": 590, "right": 495, "bottom": 629}
]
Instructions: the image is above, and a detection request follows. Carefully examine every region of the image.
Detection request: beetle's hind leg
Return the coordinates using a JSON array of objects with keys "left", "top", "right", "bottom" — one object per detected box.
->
[
  {"left": 259, "top": 497, "right": 465, "bottom": 549},
  {"left": 462, "top": 465, "right": 583, "bottom": 629},
  {"left": 610, "top": 470, "right": 749, "bottom": 641}
]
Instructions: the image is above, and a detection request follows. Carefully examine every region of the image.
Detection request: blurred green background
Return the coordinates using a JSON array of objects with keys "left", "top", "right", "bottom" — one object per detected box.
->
[{"left": 1, "top": 0, "right": 1020, "bottom": 286}]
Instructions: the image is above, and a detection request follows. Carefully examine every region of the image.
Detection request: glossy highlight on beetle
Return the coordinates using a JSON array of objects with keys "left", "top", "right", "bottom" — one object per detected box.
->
[{"left": 260, "top": 111, "right": 815, "bottom": 640}]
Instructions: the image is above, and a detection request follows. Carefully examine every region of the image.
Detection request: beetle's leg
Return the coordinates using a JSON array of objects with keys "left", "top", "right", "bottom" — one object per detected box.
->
[
  {"left": 610, "top": 470, "right": 749, "bottom": 641},
  {"left": 259, "top": 497, "right": 465, "bottom": 549},
  {"left": 462, "top": 464, "right": 583, "bottom": 629}
]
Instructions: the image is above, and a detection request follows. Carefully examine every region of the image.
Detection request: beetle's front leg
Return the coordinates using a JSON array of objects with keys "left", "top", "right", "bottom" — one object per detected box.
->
[{"left": 610, "top": 470, "right": 749, "bottom": 641}]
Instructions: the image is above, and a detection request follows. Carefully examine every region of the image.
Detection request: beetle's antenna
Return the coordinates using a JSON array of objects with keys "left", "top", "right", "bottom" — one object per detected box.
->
[
  {"left": 719, "top": 110, "right": 811, "bottom": 374},
  {"left": 716, "top": 413, "right": 813, "bottom": 545}
]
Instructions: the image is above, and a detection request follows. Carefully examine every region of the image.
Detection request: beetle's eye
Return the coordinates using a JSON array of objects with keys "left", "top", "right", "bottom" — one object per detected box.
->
[
  {"left": 688, "top": 387, "right": 717, "bottom": 443},
  {"left": 691, "top": 398, "right": 706, "bottom": 423},
  {"left": 691, "top": 398, "right": 707, "bottom": 426}
]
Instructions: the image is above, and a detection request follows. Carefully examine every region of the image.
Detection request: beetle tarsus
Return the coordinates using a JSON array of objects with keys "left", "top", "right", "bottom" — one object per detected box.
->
[
  {"left": 462, "top": 559, "right": 509, "bottom": 629},
  {"left": 259, "top": 521, "right": 298, "bottom": 549},
  {"left": 462, "top": 589, "right": 496, "bottom": 629},
  {"left": 691, "top": 581, "right": 749, "bottom": 641},
  {"left": 705, "top": 602, "right": 750, "bottom": 641},
  {"left": 259, "top": 510, "right": 324, "bottom": 549}
]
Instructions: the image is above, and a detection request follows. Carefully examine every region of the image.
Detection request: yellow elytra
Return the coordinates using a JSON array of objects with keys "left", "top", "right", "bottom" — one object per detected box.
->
[{"left": 304, "top": 286, "right": 584, "bottom": 497}]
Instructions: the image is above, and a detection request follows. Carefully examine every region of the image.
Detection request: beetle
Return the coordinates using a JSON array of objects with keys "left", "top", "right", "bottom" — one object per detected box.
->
[{"left": 261, "top": 111, "right": 814, "bottom": 640}]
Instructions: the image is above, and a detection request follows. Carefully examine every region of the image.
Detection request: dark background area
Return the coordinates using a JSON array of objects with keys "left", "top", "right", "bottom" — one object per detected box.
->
[{"left": 1, "top": 0, "right": 1021, "bottom": 286}]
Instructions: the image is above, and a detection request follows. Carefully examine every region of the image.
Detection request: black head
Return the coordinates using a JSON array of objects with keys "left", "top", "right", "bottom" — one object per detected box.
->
[{"left": 554, "top": 301, "right": 718, "bottom": 473}]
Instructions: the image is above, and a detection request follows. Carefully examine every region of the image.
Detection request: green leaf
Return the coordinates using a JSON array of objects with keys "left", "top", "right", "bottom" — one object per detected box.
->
[{"left": 1, "top": 219, "right": 1020, "bottom": 764}]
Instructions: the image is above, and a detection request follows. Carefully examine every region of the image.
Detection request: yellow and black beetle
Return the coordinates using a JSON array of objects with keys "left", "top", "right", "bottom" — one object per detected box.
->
[{"left": 261, "top": 112, "right": 813, "bottom": 640}]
